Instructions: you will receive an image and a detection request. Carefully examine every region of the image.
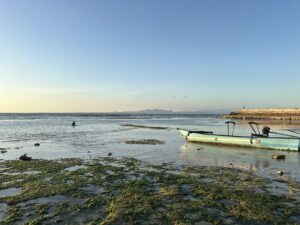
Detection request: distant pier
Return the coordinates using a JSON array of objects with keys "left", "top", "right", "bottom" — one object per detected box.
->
[{"left": 224, "top": 108, "right": 300, "bottom": 121}]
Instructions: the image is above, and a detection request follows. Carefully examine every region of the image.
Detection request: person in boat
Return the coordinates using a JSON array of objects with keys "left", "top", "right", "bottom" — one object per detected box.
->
[{"left": 72, "top": 121, "right": 76, "bottom": 127}]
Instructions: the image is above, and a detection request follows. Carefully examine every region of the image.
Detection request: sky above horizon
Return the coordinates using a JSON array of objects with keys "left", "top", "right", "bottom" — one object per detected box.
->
[{"left": 0, "top": 0, "right": 300, "bottom": 112}]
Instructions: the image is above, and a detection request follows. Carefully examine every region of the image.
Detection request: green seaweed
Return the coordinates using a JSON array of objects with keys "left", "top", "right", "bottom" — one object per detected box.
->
[
  {"left": 120, "top": 124, "right": 169, "bottom": 130},
  {"left": 0, "top": 157, "right": 299, "bottom": 225}
]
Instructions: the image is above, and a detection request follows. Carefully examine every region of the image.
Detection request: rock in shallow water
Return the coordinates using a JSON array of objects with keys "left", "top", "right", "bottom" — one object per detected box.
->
[
  {"left": 19, "top": 154, "right": 32, "bottom": 161},
  {"left": 272, "top": 154, "right": 285, "bottom": 160},
  {"left": 277, "top": 170, "right": 284, "bottom": 176}
]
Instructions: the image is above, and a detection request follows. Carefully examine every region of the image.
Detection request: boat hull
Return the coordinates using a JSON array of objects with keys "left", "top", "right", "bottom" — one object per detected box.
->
[{"left": 179, "top": 129, "right": 300, "bottom": 151}]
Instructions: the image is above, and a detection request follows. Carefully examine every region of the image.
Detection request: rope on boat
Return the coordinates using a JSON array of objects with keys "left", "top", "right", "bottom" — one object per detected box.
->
[
  {"left": 269, "top": 131, "right": 300, "bottom": 138},
  {"left": 286, "top": 129, "right": 300, "bottom": 136}
]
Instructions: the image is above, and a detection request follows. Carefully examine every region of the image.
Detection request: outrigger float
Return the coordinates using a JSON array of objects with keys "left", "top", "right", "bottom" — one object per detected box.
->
[{"left": 178, "top": 121, "right": 300, "bottom": 151}]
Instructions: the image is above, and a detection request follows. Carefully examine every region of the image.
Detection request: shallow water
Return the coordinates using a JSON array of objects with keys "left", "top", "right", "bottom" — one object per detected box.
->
[
  {"left": 0, "top": 203, "right": 8, "bottom": 221},
  {"left": 0, "top": 113, "right": 300, "bottom": 181},
  {"left": 80, "top": 185, "right": 104, "bottom": 195},
  {"left": 17, "top": 195, "right": 83, "bottom": 208},
  {"left": 64, "top": 165, "right": 87, "bottom": 171},
  {"left": 0, "top": 187, "right": 23, "bottom": 197}
]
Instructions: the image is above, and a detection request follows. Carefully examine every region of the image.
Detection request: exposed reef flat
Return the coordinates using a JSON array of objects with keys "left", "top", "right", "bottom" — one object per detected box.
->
[
  {"left": 121, "top": 124, "right": 169, "bottom": 129},
  {"left": 0, "top": 157, "right": 299, "bottom": 224},
  {"left": 125, "top": 139, "right": 165, "bottom": 145},
  {"left": 224, "top": 108, "right": 300, "bottom": 121}
]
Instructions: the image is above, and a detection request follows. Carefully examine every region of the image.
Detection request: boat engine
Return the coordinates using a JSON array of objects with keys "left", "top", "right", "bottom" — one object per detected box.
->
[{"left": 262, "top": 126, "right": 271, "bottom": 136}]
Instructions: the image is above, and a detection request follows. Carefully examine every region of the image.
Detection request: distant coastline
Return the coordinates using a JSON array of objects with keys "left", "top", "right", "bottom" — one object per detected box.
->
[
  {"left": 224, "top": 108, "right": 300, "bottom": 121},
  {"left": 0, "top": 109, "right": 227, "bottom": 116}
]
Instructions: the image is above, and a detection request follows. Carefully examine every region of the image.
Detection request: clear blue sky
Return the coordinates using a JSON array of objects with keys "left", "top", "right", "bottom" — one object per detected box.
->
[{"left": 0, "top": 0, "right": 299, "bottom": 112}]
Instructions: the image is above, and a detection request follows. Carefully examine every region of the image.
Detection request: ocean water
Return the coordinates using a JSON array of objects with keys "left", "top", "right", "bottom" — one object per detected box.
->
[{"left": 0, "top": 113, "right": 300, "bottom": 181}]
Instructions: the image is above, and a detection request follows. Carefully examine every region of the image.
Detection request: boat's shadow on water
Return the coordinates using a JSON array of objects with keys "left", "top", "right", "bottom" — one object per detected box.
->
[{"left": 179, "top": 142, "right": 300, "bottom": 180}]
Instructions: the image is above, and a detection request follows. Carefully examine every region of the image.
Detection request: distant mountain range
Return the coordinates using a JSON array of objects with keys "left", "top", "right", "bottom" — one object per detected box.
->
[
  {"left": 0, "top": 109, "right": 231, "bottom": 115},
  {"left": 112, "top": 109, "right": 230, "bottom": 115}
]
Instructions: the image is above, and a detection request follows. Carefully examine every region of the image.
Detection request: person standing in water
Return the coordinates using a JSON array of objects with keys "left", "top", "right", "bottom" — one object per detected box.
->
[{"left": 72, "top": 121, "right": 76, "bottom": 126}]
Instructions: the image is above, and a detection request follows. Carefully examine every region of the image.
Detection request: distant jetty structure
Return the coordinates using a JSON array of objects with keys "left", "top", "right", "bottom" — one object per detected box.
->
[{"left": 224, "top": 108, "right": 300, "bottom": 121}]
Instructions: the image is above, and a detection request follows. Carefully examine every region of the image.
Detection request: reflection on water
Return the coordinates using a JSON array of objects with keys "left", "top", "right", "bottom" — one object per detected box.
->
[{"left": 180, "top": 142, "right": 300, "bottom": 180}]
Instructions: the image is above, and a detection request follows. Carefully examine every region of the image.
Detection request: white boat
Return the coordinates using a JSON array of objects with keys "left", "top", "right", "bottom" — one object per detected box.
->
[{"left": 179, "top": 121, "right": 300, "bottom": 151}]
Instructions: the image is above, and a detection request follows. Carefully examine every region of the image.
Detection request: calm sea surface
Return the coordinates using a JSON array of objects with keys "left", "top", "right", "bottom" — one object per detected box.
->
[{"left": 1, "top": 113, "right": 300, "bottom": 181}]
